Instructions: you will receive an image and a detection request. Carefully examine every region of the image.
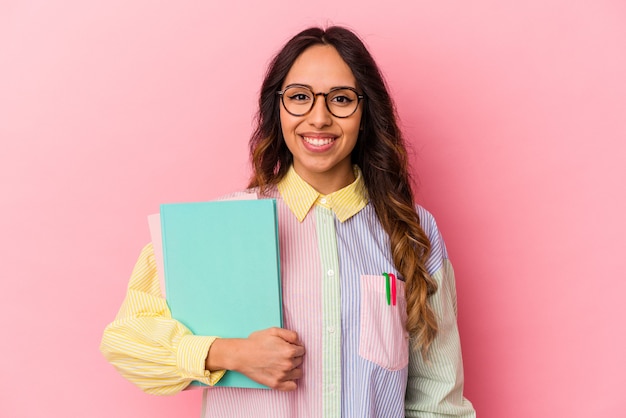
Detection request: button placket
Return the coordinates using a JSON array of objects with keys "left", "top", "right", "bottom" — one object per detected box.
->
[{"left": 314, "top": 206, "right": 342, "bottom": 417}]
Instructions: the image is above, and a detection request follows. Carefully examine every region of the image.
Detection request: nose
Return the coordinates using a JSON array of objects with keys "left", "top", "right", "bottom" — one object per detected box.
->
[{"left": 306, "top": 94, "right": 332, "bottom": 128}]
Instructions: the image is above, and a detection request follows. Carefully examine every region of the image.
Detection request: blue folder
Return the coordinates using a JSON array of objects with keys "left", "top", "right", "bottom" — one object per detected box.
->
[{"left": 160, "top": 199, "right": 283, "bottom": 389}]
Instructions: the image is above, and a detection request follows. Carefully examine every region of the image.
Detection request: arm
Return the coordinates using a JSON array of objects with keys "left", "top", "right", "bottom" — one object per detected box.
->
[
  {"left": 405, "top": 259, "right": 476, "bottom": 417},
  {"left": 100, "top": 244, "right": 225, "bottom": 395},
  {"left": 100, "top": 244, "right": 305, "bottom": 394}
]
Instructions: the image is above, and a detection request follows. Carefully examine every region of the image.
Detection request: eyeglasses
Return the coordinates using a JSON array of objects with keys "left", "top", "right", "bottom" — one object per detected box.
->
[{"left": 277, "top": 84, "right": 365, "bottom": 118}]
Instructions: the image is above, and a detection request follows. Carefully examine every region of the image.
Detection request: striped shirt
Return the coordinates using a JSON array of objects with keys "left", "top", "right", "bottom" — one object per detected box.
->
[{"left": 101, "top": 165, "right": 475, "bottom": 417}]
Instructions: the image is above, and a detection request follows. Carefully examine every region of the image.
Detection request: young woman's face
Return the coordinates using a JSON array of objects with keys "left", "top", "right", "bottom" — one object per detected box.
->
[{"left": 280, "top": 44, "right": 363, "bottom": 194}]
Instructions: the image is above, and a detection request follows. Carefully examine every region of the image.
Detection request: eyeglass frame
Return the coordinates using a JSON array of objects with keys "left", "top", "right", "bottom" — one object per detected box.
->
[{"left": 276, "top": 84, "right": 365, "bottom": 119}]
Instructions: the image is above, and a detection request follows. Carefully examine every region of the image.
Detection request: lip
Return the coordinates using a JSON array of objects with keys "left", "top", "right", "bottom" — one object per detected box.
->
[
  {"left": 298, "top": 133, "right": 339, "bottom": 152},
  {"left": 299, "top": 132, "right": 338, "bottom": 139}
]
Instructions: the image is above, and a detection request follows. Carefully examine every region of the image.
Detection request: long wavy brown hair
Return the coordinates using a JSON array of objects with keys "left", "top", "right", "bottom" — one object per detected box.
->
[{"left": 248, "top": 26, "right": 438, "bottom": 355}]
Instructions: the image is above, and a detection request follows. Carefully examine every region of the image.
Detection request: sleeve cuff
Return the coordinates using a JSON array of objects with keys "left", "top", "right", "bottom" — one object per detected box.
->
[{"left": 177, "top": 334, "right": 226, "bottom": 386}]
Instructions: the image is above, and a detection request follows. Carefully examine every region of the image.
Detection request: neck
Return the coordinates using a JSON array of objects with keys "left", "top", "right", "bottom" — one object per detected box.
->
[{"left": 294, "top": 164, "right": 355, "bottom": 195}]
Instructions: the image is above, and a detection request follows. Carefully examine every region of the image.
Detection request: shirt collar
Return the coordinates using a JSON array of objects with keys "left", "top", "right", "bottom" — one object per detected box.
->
[{"left": 277, "top": 165, "right": 368, "bottom": 223}]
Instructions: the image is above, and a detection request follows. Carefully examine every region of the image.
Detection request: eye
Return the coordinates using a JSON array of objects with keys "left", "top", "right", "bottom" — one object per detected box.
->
[
  {"left": 289, "top": 93, "right": 311, "bottom": 102},
  {"left": 328, "top": 89, "right": 357, "bottom": 107},
  {"left": 330, "top": 95, "right": 354, "bottom": 105}
]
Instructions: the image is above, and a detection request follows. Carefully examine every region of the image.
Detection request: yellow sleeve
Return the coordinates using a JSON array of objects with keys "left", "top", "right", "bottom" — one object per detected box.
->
[{"left": 100, "top": 243, "right": 226, "bottom": 395}]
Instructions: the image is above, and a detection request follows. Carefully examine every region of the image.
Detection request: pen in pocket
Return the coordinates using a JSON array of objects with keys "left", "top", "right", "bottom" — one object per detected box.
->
[{"left": 382, "top": 272, "right": 397, "bottom": 306}]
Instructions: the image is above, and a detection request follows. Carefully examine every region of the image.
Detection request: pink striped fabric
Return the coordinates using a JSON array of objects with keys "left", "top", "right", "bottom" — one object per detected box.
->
[{"left": 201, "top": 191, "right": 324, "bottom": 417}]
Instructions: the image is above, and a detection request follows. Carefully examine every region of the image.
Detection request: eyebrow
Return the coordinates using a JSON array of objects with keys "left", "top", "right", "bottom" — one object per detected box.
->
[{"left": 282, "top": 83, "right": 359, "bottom": 92}]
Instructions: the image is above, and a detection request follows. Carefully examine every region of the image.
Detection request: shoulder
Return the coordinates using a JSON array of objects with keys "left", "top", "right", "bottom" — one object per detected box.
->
[{"left": 415, "top": 205, "right": 449, "bottom": 275}]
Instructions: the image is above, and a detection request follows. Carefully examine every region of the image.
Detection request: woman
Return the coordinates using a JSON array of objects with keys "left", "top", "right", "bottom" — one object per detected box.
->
[{"left": 101, "top": 26, "right": 476, "bottom": 417}]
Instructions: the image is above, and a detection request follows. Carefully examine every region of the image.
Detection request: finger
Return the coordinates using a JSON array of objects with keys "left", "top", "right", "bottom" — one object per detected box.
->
[
  {"left": 276, "top": 380, "right": 298, "bottom": 392},
  {"left": 271, "top": 327, "right": 300, "bottom": 344},
  {"left": 291, "top": 344, "right": 306, "bottom": 357},
  {"left": 291, "top": 355, "right": 304, "bottom": 368},
  {"left": 285, "top": 367, "right": 303, "bottom": 381}
]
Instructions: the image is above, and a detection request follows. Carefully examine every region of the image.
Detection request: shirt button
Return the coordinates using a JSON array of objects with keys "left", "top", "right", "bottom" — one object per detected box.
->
[
  {"left": 327, "top": 269, "right": 334, "bottom": 276},
  {"left": 320, "top": 197, "right": 327, "bottom": 204},
  {"left": 327, "top": 326, "right": 335, "bottom": 334},
  {"left": 328, "top": 384, "right": 335, "bottom": 392}
]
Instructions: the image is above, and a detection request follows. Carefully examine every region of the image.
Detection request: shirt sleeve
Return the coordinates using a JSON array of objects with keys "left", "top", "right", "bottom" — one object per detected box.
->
[
  {"left": 405, "top": 258, "right": 476, "bottom": 417},
  {"left": 100, "top": 243, "right": 226, "bottom": 395}
]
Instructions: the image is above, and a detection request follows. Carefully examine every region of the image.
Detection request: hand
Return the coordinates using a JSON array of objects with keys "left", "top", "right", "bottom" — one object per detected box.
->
[{"left": 206, "top": 327, "right": 305, "bottom": 391}]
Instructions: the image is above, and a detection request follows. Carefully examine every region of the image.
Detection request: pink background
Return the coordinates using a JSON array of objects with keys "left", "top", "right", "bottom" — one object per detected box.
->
[{"left": 1, "top": 1, "right": 625, "bottom": 417}]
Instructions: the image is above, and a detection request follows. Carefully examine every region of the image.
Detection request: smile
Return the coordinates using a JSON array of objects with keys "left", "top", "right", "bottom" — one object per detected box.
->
[{"left": 302, "top": 136, "right": 336, "bottom": 146}]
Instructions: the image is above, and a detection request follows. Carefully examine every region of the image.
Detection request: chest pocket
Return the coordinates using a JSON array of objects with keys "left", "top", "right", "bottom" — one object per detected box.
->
[{"left": 358, "top": 274, "right": 409, "bottom": 371}]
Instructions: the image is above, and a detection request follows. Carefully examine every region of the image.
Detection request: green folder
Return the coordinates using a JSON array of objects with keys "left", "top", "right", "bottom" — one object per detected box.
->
[{"left": 159, "top": 199, "right": 283, "bottom": 389}]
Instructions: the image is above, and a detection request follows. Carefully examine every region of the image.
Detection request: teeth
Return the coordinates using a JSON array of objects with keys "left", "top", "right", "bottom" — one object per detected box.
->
[{"left": 303, "top": 136, "right": 334, "bottom": 146}]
